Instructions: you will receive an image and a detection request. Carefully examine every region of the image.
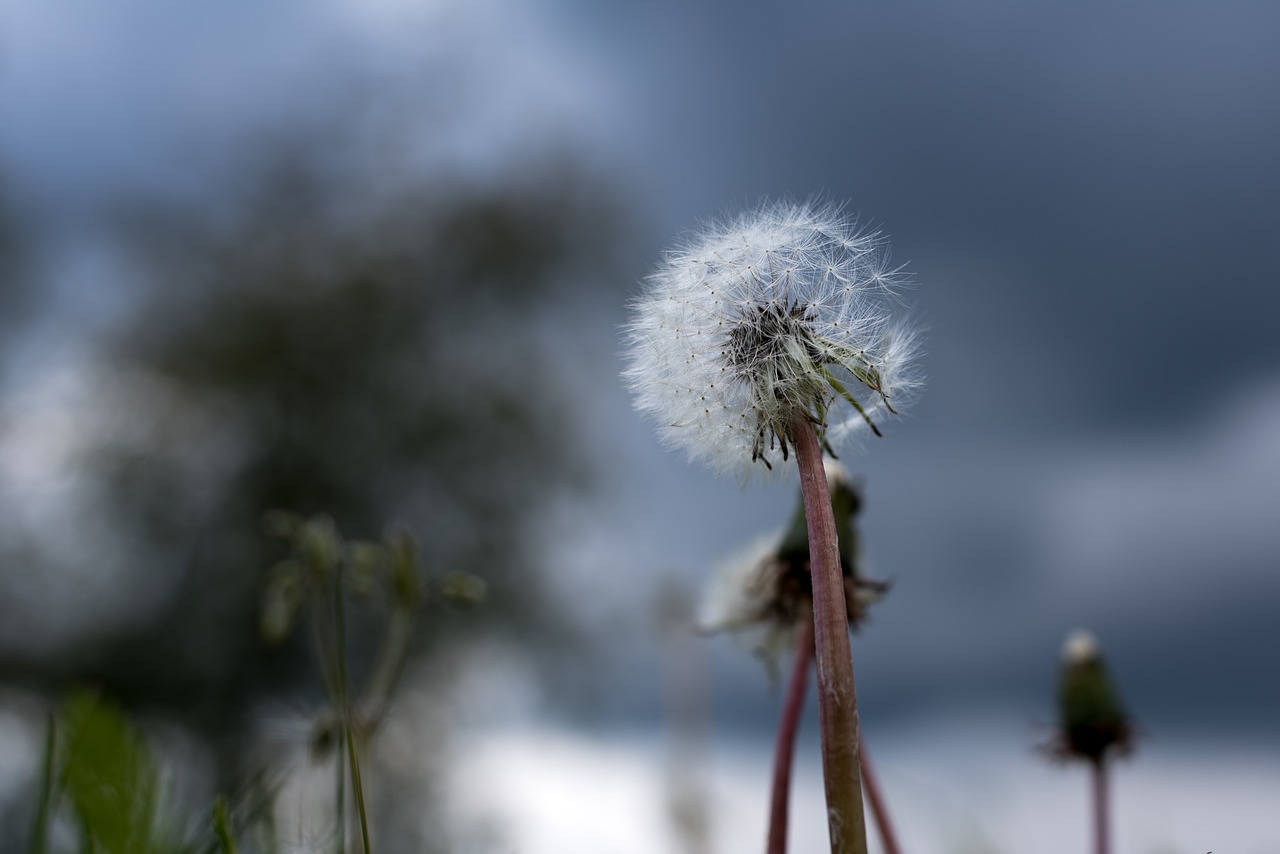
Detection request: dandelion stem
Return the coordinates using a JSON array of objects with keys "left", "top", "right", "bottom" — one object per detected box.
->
[
  {"left": 859, "top": 735, "right": 901, "bottom": 854},
  {"left": 767, "top": 603, "right": 813, "bottom": 854},
  {"left": 790, "top": 410, "right": 868, "bottom": 854},
  {"left": 1092, "top": 757, "right": 1110, "bottom": 854}
]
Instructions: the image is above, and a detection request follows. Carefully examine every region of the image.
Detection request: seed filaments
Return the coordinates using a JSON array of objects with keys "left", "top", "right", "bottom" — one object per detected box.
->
[
  {"left": 725, "top": 302, "right": 891, "bottom": 468},
  {"left": 624, "top": 201, "right": 919, "bottom": 480}
]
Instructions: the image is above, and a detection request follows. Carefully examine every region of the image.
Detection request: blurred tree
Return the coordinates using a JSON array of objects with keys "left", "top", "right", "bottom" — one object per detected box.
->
[{"left": 1, "top": 142, "right": 625, "bottom": 851}]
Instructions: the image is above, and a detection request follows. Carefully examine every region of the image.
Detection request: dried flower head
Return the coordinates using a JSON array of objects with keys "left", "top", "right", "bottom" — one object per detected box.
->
[
  {"left": 698, "top": 460, "right": 890, "bottom": 676},
  {"left": 624, "top": 200, "right": 921, "bottom": 479}
]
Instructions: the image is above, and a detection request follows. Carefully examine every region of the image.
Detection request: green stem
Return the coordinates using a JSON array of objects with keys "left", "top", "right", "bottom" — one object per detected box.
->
[
  {"left": 359, "top": 603, "right": 415, "bottom": 734},
  {"left": 335, "top": 720, "right": 346, "bottom": 854},
  {"left": 346, "top": 728, "right": 373, "bottom": 854},
  {"left": 767, "top": 605, "right": 813, "bottom": 854},
  {"left": 334, "top": 569, "right": 373, "bottom": 854},
  {"left": 332, "top": 580, "right": 347, "bottom": 854},
  {"left": 306, "top": 586, "right": 347, "bottom": 851},
  {"left": 790, "top": 410, "right": 868, "bottom": 854},
  {"left": 212, "top": 797, "right": 239, "bottom": 854},
  {"left": 29, "top": 713, "right": 56, "bottom": 854}
]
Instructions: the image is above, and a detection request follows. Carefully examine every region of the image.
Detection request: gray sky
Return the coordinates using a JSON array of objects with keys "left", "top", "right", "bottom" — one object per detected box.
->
[
  {"left": 5, "top": 3, "right": 1280, "bottom": 851},
  {"left": 539, "top": 0, "right": 1280, "bottom": 737},
  {"left": 3, "top": 0, "right": 1279, "bottom": 738}
]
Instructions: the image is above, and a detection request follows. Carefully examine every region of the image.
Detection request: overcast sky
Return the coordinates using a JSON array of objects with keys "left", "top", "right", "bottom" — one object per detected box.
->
[
  {"left": 4, "top": 2, "right": 1280, "bottom": 850},
  {"left": 5, "top": 0, "right": 1280, "bottom": 723},
  {"left": 531, "top": 0, "right": 1280, "bottom": 737},
  {"left": 3, "top": 0, "right": 1280, "bottom": 838}
]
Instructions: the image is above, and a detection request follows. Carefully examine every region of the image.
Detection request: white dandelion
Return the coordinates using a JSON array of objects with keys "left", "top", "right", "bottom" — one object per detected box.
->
[
  {"left": 624, "top": 200, "right": 921, "bottom": 479},
  {"left": 625, "top": 200, "right": 923, "bottom": 854}
]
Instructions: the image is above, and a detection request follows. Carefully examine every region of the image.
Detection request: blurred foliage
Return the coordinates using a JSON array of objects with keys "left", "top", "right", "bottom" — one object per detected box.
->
[
  {"left": 75, "top": 147, "right": 613, "bottom": 696},
  {"left": 35, "top": 694, "right": 198, "bottom": 854},
  {"left": 261, "top": 512, "right": 486, "bottom": 745},
  {"left": 245, "top": 513, "right": 490, "bottom": 853},
  {"left": 0, "top": 138, "right": 626, "bottom": 851}
]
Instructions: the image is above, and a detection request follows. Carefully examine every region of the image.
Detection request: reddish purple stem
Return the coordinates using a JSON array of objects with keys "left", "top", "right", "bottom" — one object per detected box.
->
[
  {"left": 790, "top": 411, "right": 868, "bottom": 854},
  {"left": 1092, "top": 757, "right": 1110, "bottom": 854},
  {"left": 767, "top": 609, "right": 813, "bottom": 854},
  {"left": 859, "top": 735, "right": 902, "bottom": 854}
]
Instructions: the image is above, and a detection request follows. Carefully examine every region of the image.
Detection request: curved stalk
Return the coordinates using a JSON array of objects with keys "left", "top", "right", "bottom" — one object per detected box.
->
[
  {"left": 767, "top": 606, "right": 813, "bottom": 854},
  {"left": 859, "top": 736, "right": 901, "bottom": 854}
]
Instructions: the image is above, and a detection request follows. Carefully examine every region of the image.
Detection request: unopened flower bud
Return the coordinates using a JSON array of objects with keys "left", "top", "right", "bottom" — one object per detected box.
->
[{"left": 1055, "top": 628, "right": 1134, "bottom": 761}]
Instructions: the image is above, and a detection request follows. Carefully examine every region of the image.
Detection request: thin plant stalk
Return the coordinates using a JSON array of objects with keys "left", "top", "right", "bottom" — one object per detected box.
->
[
  {"left": 29, "top": 713, "right": 56, "bottom": 854},
  {"left": 767, "top": 605, "right": 813, "bottom": 854},
  {"left": 345, "top": 728, "right": 372, "bottom": 854},
  {"left": 334, "top": 715, "right": 347, "bottom": 854},
  {"left": 307, "top": 588, "right": 347, "bottom": 854},
  {"left": 212, "top": 797, "right": 239, "bottom": 854},
  {"left": 858, "top": 735, "right": 902, "bottom": 854},
  {"left": 359, "top": 603, "right": 415, "bottom": 733},
  {"left": 333, "top": 570, "right": 373, "bottom": 854},
  {"left": 790, "top": 410, "right": 868, "bottom": 854},
  {"left": 1091, "top": 757, "right": 1109, "bottom": 854}
]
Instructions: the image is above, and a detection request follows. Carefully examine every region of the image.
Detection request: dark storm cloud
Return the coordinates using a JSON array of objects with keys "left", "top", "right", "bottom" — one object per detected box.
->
[
  {"left": 3, "top": 0, "right": 1278, "bottom": 736},
  {"left": 567, "top": 0, "right": 1280, "bottom": 426},
  {"left": 562, "top": 0, "right": 1280, "bottom": 734}
]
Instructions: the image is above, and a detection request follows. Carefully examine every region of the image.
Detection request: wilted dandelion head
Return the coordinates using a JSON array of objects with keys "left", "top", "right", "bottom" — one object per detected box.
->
[
  {"left": 696, "top": 532, "right": 805, "bottom": 677},
  {"left": 623, "top": 200, "right": 921, "bottom": 480},
  {"left": 697, "top": 458, "right": 891, "bottom": 676}
]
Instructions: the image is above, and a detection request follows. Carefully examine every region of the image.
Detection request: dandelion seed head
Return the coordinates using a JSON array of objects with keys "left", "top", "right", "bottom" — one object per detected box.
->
[{"left": 623, "top": 199, "right": 922, "bottom": 480}]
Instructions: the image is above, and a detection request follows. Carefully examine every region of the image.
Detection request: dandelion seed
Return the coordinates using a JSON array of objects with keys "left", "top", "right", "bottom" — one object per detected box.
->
[{"left": 623, "top": 200, "right": 921, "bottom": 479}]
